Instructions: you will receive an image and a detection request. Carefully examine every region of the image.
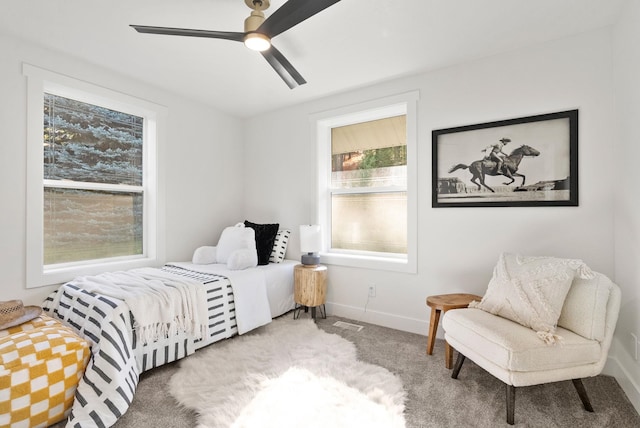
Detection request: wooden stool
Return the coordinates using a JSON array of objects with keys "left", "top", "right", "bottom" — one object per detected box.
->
[
  {"left": 293, "top": 264, "right": 327, "bottom": 320},
  {"left": 426, "top": 293, "right": 482, "bottom": 369}
]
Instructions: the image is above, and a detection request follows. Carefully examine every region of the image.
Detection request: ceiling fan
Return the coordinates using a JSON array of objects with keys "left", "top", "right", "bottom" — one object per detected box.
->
[{"left": 131, "top": 0, "right": 341, "bottom": 89}]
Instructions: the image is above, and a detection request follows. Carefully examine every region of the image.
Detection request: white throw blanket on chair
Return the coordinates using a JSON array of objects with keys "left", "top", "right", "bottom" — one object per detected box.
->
[{"left": 69, "top": 267, "right": 209, "bottom": 344}]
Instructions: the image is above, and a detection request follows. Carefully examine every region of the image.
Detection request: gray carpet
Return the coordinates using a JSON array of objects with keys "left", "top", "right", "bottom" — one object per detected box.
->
[{"left": 95, "top": 313, "right": 640, "bottom": 427}]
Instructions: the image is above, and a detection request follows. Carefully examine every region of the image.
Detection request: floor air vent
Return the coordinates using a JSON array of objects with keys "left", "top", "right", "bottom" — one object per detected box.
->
[{"left": 333, "top": 321, "right": 364, "bottom": 332}]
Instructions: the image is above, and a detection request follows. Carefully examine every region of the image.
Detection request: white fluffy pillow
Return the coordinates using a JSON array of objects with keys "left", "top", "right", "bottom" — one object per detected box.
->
[
  {"left": 216, "top": 225, "right": 257, "bottom": 264},
  {"left": 227, "top": 248, "right": 258, "bottom": 270},
  {"left": 192, "top": 246, "right": 217, "bottom": 264},
  {"left": 470, "top": 253, "right": 594, "bottom": 344}
]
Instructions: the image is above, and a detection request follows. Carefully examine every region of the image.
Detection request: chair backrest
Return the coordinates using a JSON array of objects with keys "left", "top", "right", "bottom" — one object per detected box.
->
[
  {"left": 558, "top": 272, "right": 621, "bottom": 371},
  {"left": 599, "top": 282, "right": 622, "bottom": 366}
]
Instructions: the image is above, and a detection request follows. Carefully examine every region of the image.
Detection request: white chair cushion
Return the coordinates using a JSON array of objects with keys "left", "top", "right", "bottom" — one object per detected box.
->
[
  {"left": 558, "top": 272, "right": 612, "bottom": 342},
  {"left": 443, "top": 308, "right": 601, "bottom": 373},
  {"left": 470, "top": 253, "right": 594, "bottom": 344}
]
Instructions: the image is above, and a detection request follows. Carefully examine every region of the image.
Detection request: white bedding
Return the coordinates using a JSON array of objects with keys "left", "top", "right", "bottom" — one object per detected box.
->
[
  {"left": 169, "top": 259, "right": 297, "bottom": 320},
  {"left": 168, "top": 262, "right": 272, "bottom": 334}
]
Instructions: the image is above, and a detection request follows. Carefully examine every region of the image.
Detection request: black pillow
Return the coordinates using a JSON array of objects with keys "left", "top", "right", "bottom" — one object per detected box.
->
[{"left": 244, "top": 220, "right": 279, "bottom": 265}]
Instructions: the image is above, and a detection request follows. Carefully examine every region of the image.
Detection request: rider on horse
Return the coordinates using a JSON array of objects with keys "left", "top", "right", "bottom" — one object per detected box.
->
[{"left": 482, "top": 138, "right": 511, "bottom": 173}]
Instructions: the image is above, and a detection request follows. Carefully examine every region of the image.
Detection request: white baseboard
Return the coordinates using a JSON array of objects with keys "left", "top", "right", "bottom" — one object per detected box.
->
[
  {"left": 604, "top": 336, "right": 640, "bottom": 414},
  {"left": 328, "top": 302, "right": 640, "bottom": 416},
  {"left": 326, "top": 302, "right": 428, "bottom": 337}
]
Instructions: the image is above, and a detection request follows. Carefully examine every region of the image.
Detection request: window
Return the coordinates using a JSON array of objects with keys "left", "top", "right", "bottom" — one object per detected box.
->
[
  {"left": 24, "top": 64, "right": 165, "bottom": 287},
  {"left": 43, "top": 93, "right": 144, "bottom": 265},
  {"left": 315, "top": 92, "right": 418, "bottom": 273}
]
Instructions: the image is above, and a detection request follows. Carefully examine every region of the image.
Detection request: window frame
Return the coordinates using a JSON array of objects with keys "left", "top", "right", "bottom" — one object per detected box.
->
[
  {"left": 313, "top": 91, "right": 418, "bottom": 273},
  {"left": 24, "top": 64, "right": 166, "bottom": 288}
]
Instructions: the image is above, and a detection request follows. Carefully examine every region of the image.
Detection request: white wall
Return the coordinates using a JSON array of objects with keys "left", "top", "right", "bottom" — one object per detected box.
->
[
  {"left": 612, "top": 0, "right": 640, "bottom": 411},
  {"left": 0, "top": 34, "right": 245, "bottom": 306},
  {"left": 244, "top": 28, "right": 615, "bottom": 332}
]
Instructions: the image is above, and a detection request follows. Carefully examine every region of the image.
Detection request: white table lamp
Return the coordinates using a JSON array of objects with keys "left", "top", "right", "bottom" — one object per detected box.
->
[{"left": 300, "top": 224, "right": 322, "bottom": 265}]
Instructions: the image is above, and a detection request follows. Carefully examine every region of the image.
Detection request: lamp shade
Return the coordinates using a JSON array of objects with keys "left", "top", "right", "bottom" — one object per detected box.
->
[
  {"left": 300, "top": 225, "right": 322, "bottom": 253},
  {"left": 300, "top": 225, "right": 321, "bottom": 265}
]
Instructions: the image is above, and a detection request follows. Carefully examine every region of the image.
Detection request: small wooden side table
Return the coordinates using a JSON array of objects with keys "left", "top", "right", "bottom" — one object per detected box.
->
[
  {"left": 426, "top": 293, "right": 482, "bottom": 369},
  {"left": 293, "top": 264, "right": 327, "bottom": 320}
]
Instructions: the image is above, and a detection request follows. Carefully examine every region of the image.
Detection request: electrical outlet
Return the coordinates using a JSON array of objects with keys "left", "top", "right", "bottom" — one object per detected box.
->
[
  {"left": 632, "top": 333, "right": 638, "bottom": 361},
  {"left": 368, "top": 284, "right": 376, "bottom": 297}
]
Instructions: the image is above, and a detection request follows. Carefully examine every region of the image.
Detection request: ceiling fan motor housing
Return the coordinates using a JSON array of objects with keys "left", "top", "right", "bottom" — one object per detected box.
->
[{"left": 245, "top": 9, "right": 266, "bottom": 33}]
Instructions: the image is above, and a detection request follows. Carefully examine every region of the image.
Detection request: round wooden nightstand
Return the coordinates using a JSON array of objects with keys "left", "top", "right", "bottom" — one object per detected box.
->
[
  {"left": 293, "top": 264, "right": 327, "bottom": 320},
  {"left": 426, "top": 293, "right": 482, "bottom": 368}
]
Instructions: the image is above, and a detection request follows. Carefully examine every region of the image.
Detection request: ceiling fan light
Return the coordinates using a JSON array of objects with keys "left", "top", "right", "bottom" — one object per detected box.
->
[{"left": 244, "top": 32, "right": 271, "bottom": 51}]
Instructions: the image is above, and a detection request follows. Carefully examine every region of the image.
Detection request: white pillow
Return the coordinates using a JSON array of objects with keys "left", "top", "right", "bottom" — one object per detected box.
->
[
  {"left": 192, "top": 246, "right": 217, "bottom": 264},
  {"left": 269, "top": 229, "right": 291, "bottom": 263},
  {"left": 216, "top": 225, "right": 257, "bottom": 264},
  {"left": 227, "top": 248, "right": 258, "bottom": 270},
  {"left": 470, "top": 253, "right": 594, "bottom": 344}
]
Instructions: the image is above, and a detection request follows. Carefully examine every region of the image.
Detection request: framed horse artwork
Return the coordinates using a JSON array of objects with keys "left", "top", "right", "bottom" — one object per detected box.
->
[{"left": 432, "top": 110, "right": 578, "bottom": 208}]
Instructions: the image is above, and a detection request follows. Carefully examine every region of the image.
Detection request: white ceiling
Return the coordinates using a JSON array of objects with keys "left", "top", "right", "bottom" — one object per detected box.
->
[{"left": 1, "top": 0, "right": 626, "bottom": 118}]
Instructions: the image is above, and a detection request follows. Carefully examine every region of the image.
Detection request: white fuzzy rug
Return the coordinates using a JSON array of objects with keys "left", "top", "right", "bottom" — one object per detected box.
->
[{"left": 168, "top": 317, "right": 406, "bottom": 428}]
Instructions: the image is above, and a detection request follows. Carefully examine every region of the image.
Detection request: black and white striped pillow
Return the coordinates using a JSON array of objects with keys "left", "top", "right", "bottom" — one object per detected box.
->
[{"left": 269, "top": 229, "right": 291, "bottom": 263}]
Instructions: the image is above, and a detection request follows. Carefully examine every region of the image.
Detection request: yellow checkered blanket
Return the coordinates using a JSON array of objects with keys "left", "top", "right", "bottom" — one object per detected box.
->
[{"left": 0, "top": 314, "right": 90, "bottom": 428}]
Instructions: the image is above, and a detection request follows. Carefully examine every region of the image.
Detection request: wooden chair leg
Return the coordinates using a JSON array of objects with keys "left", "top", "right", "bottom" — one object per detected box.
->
[
  {"left": 451, "top": 353, "right": 465, "bottom": 379},
  {"left": 572, "top": 378, "right": 594, "bottom": 412},
  {"left": 506, "top": 384, "right": 515, "bottom": 425},
  {"left": 445, "top": 341, "right": 454, "bottom": 369},
  {"left": 426, "top": 308, "right": 441, "bottom": 355}
]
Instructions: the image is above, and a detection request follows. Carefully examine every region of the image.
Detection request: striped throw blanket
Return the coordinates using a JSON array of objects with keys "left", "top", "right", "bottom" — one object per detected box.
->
[{"left": 42, "top": 268, "right": 212, "bottom": 427}]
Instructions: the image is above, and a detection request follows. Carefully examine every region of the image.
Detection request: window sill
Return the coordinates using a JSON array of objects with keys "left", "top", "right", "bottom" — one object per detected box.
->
[
  {"left": 320, "top": 252, "right": 416, "bottom": 274},
  {"left": 28, "top": 256, "right": 160, "bottom": 289}
]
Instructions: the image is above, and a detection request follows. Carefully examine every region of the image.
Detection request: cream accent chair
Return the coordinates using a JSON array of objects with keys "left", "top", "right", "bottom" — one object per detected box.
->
[{"left": 442, "top": 272, "right": 621, "bottom": 425}]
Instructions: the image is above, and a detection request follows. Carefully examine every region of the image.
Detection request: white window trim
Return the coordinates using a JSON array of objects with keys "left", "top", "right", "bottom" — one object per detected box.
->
[
  {"left": 312, "top": 91, "right": 418, "bottom": 273},
  {"left": 24, "top": 63, "right": 166, "bottom": 288}
]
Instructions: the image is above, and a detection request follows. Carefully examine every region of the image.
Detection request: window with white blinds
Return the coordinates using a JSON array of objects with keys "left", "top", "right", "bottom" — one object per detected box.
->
[
  {"left": 24, "top": 64, "right": 165, "bottom": 287},
  {"left": 314, "top": 91, "right": 418, "bottom": 273}
]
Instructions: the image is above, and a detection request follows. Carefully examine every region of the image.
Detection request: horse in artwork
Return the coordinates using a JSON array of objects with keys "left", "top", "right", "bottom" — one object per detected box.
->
[{"left": 448, "top": 144, "right": 540, "bottom": 192}]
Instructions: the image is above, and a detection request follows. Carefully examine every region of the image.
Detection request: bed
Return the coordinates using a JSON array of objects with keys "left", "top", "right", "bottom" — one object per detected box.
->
[{"left": 42, "top": 259, "right": 297, "bottom": 428}]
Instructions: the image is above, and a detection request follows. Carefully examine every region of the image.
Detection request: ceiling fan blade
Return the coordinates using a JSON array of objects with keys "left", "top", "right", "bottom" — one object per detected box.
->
[
  {"left": 130, "top": 25, "right": 245, "bottom": 42},
  {"left": 257, "top": 0, "right": 341, "bottom": 38},
  {"left": 260, "top": 45, "right": 306, "bottom": 89}
]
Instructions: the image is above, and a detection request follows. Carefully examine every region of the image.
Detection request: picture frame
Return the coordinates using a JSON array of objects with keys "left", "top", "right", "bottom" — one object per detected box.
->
[{"left": 432, "top": 109, "right": 578, "bottom": 208}]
